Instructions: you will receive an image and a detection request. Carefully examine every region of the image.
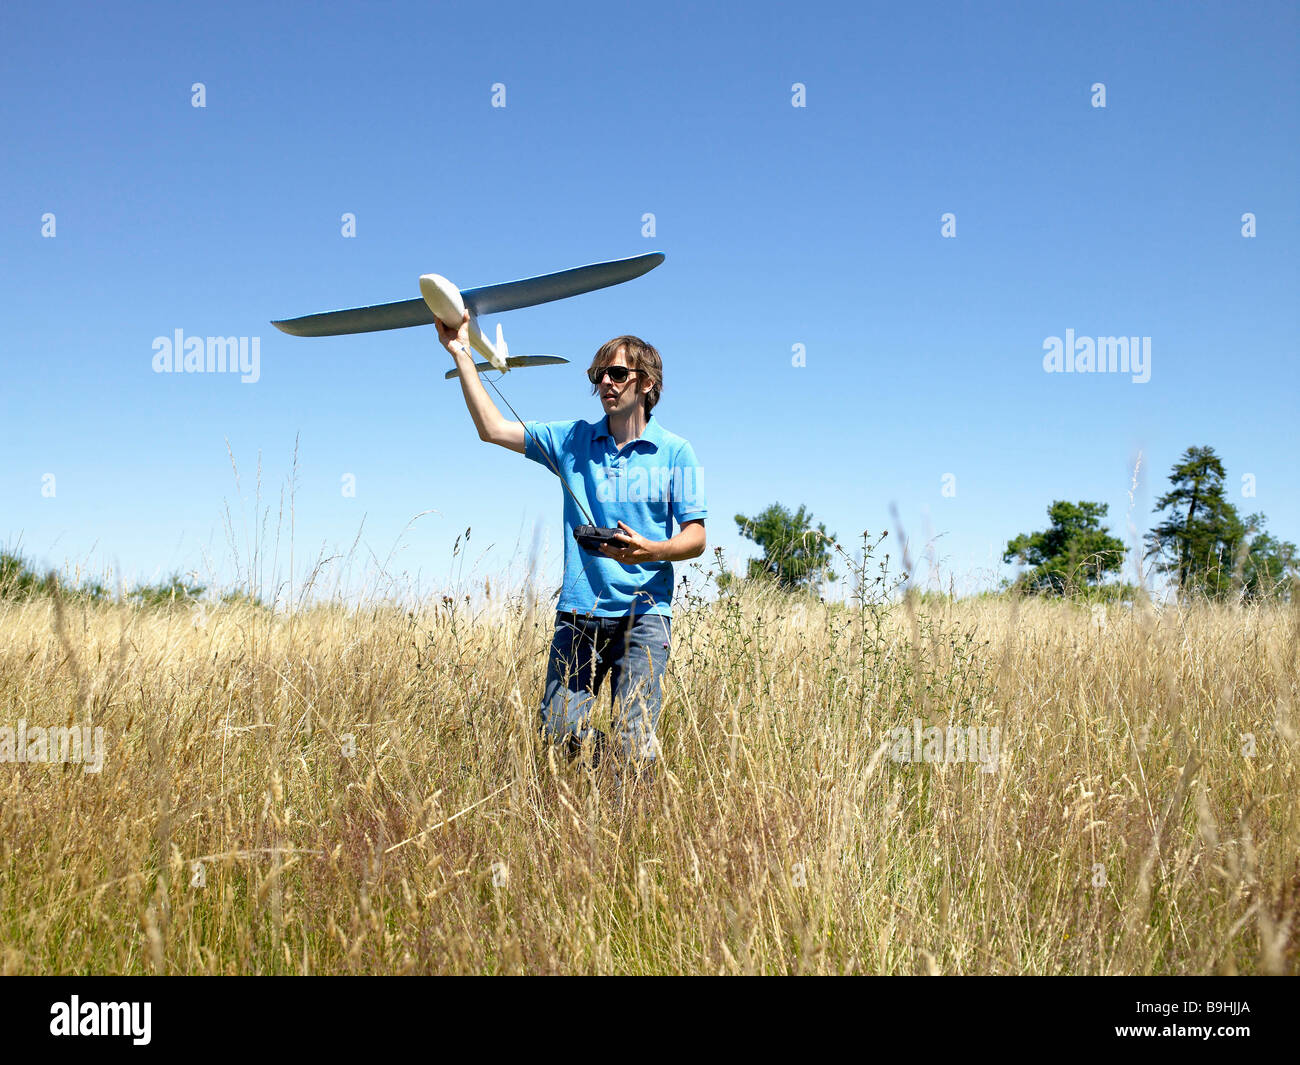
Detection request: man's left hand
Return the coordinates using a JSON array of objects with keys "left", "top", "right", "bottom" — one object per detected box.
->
[{"left": 600, "top": 521, "right": 661, "bottom": 564}]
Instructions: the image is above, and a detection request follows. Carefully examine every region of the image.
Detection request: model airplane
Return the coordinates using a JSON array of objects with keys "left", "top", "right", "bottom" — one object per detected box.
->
[{"left": 272, "top": 251, "right": 665, "bottom": 377}]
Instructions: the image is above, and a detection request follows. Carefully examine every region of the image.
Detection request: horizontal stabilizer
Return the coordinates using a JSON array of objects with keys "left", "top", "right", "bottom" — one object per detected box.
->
[
  {"left": 272, "top": 252, "right": 665, "bottom": 337},
  {"left": 444, "top": 355, "right": 569, "bottom": 380}
]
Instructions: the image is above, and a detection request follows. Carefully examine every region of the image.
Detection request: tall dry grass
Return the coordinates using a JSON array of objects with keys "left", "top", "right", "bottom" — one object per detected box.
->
[{"left": 0, "top": 566, "right": 1296, "bottom": 974}]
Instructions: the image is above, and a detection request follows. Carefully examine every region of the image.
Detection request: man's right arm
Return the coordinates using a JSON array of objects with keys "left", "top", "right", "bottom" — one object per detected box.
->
[{"left": 438, "top": 311, "right": 526, "bottom": 454}]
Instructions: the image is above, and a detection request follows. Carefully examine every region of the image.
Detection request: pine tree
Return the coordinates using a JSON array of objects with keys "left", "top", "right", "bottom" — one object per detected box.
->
[{"left": 1145, "top": 446, "right": 1245, "bottom": 599}]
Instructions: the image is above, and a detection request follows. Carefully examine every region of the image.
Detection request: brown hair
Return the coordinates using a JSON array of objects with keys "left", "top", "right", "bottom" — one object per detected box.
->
[{"left": 587, "top": 336, "right": 662, "bottom": 417}]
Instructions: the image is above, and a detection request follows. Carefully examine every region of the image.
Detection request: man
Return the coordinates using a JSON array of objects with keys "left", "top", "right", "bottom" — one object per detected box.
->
[{"left": 436, "top": 311, "right": 706, "bottom": 781}]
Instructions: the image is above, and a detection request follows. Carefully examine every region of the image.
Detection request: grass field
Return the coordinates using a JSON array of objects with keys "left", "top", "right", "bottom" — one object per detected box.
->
[{"left": 1, "top": 566, "right": 1296, "bottom": 975}]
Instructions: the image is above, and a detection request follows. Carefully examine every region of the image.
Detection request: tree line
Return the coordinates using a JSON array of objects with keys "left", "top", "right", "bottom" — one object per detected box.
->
[
  {"left": 1004, "top": 446, "right": 1295, "bottom": 600},
  {"left": 6, "top": 445, "right": 1293, "bottom": 606},
  {"left": 731, "top": 445, "right": 1295, "bottom": 602}
]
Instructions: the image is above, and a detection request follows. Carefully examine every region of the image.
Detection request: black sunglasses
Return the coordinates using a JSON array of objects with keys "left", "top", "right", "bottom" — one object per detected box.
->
[{"left": 588, "top": 365, "right": 639, "bottom": 385}]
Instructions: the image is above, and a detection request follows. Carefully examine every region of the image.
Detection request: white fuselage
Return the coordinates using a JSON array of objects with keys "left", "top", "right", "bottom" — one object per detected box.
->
[{"left": 418, "top": 274, "right": 509, "bottom": 371}]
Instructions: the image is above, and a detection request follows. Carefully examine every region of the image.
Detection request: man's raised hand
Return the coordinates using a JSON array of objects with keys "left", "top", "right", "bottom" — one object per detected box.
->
[{"left": 436, "top": 308, "right": 471, "bottom": 353}]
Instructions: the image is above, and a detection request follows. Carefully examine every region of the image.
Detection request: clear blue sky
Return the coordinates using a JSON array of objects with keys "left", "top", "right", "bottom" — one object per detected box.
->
[{"left": 3, "top": 0, "right": 1297, "bottom": 603}]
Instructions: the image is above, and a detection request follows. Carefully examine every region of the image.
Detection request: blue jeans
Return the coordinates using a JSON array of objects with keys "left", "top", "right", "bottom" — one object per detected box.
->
[{"left": 538, "top": 611, "right": 672, "bottom": 765}]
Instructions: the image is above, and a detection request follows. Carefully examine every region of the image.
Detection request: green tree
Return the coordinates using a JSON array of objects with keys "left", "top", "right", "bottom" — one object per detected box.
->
[
  {"left": 1145, "top": 446, "right": 1248, "bottom": 599},
  {"left": 129, "top": 573, "right": 206, "bottom": 608},
  {"left": 220, "top": 588, "right": 267, "bottom": 608},
  {"left": 0, "top": 551, "right": 60, "bottom": 598},
  {"left": 730, "top": 503, "right": 837, "bottom": 592},
  {"left": 1237, "top": 514, "right": 1298, "bottom": 601},
  {"left": 0, "top": 550, "right": 111, "bottom": 602},
  {"left": 1003, "top": 501, "right": 1127, "bottom": 595}
]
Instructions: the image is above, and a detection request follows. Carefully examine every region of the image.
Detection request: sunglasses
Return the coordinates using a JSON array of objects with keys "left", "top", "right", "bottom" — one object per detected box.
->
[{"left": 588, "top": 365, "right": 640, "bottom": 385}]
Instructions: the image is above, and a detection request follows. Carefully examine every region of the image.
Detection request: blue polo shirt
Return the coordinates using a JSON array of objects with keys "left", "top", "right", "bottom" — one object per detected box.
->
[{"left": 523, "top": 414, "right": 707, "bottom": 618}]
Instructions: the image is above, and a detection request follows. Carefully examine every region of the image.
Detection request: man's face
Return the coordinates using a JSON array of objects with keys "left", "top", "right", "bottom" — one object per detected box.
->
[{"left": 596, "top": 347, "right": 650, "bottom": 419}]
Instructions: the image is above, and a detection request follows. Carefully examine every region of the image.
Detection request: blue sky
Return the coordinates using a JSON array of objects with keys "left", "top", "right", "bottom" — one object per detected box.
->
[{"left": 2, "top": 0, "right": 1297, "bottom": 603}]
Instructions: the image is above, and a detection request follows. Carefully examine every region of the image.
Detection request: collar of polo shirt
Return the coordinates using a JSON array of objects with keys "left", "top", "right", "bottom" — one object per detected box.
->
[{"left": 594, "top": 414, "right": 664, "bottom": 451}]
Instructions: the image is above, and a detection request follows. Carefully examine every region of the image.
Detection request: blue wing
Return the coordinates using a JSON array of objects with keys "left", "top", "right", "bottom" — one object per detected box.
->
[{"left": 272, "top": 252, "right": 665, "bottom": 337}]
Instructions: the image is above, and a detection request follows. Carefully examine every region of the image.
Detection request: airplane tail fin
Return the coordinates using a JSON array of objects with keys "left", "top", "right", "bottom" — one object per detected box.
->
[{"left": 496, "top": 323, "right": 509, "bottom": 363}]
